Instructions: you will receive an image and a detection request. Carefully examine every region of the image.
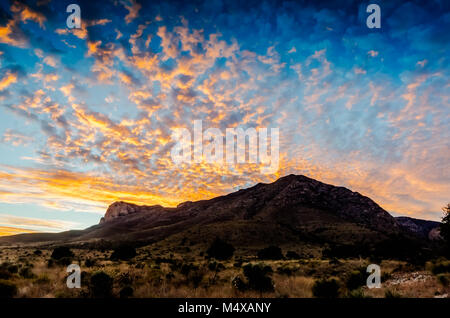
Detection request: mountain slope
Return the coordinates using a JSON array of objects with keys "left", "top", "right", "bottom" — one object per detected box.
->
[{"left": 0, "top": 175, "right": 438, "bottom": 257}]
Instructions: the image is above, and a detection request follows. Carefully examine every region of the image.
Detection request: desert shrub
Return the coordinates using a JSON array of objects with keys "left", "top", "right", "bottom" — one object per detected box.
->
[
  {"left": 257, "top": 246, "right": 283, "bottom": 260},
  {"left": 51, "top": 246, "right": 74, "bottom": 260},
  {"left": 33, "top": 250, "right": 42, "bottom": 256},
  {"left": 119, "top": 286, "right": 133, "bottom": 298},
  {"left": 242, "top": 264, "right": 274, "bottom": 292},
  {"left": 117, "top": 272, "right": 133, "bottom": 287},
  {"left": 84, "top": 258, "right": 97, "bottom": 267},
  {"left": 286, "top": 251, "right": 300, "bottom": 259},
  {"left": 431, "top": 260, "right": 450, "bottom": 274},
  {"left": 19, "top": 266, "right": 35, "bottom": 279},
  {"left": 346, "top": 288, "right": 368, "bottom": 298},
  {"left": 208, "top": 261, "right": 225, "bottom": 272},
  {"left": 346, "top": 270, "right": 366, "bottom": 290},
  {"left": 0, "top": 280, "right": 17, "bottom": 298},
  {"left": 233, "top": 259, "right": 243, "bottom": 268},
  {"left": 277, "top": 266, "right": 294, "bottom": 275},
  {"left": 231, "top": 275, "right": 247, "bottom": 292},
  {"left": 110, "top": 245, "right": 136, "bottom": 261},
  {"left": 437, "top": 274, "right": 449, "bottom": 286},
  {"left": 206, "top": 238, "right": 235, "bottom": 260},
  {"left": 312, "top": 278, "right": 341, "bottom": 298},
  {"left": 180, "top": 263, "right": 198, "bottom": 276},
  {"left": 7, "top": 265, "right": 19, "bottom": 274},
  {"left": 89, "top": 271, "right": 113, "bottom": 298},
  {"left": 56, "top": 257, "right": 72, "bottom": 266},
  {"left": 188, "top": 269, "right": 205, "bottom": 289},
  {"left": 0, "top": 268, "right": 11, "bottom": 280},
  {"left": 384, "top": 289, "right": 402, "bottom": 298}
]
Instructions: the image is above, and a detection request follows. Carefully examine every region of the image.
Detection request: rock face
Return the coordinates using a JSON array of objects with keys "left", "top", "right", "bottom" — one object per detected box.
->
[
  {"left": 102, "top": 201, "right": 140, "bottom": 222},
  {"left": 101, "top": 201, "right": 165, "bottom": 223}
]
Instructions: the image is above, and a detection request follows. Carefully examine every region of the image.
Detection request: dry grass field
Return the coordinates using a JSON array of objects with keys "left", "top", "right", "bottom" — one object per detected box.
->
[{"left": 0, "top": 244, "right": 449, "bottom": 298}]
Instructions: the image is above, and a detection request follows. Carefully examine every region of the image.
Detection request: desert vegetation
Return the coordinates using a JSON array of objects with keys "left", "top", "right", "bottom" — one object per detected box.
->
[{"left": 0, "top": 238, "right": 449, "bottom": 298}]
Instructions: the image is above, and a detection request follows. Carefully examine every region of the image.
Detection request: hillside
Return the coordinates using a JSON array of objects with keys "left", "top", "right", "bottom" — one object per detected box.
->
[{"left": 0, "top": 175, "right": 441, "bottom": 258}]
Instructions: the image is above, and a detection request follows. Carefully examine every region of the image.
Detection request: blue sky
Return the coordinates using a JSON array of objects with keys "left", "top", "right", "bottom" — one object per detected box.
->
[{"left": 0, "top": 0, "right": 449, "bottom": 233}]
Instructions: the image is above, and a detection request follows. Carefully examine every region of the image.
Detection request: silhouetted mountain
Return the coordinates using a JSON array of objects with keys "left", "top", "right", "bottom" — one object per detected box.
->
[{"left": 0, "top": 175, "right": 441, "bottom": 259}]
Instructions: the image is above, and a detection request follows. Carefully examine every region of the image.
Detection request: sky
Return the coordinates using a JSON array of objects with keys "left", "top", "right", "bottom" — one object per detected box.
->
[{"left": 0, "top": 0, "right": 448, "bottom": 234}]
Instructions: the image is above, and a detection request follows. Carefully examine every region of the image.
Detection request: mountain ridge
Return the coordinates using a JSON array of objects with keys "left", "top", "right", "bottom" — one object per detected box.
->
[{"left": 0, "top": 175, "right": 441, "bottom": 255}]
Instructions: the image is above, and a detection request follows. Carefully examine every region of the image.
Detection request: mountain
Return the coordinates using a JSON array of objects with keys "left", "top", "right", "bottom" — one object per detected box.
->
[
  {"left": 396, "top": 216, "right": 441, "bottom": 240},
  {"left": 0, "top": 174, "right": 441, "bottom": 258}
]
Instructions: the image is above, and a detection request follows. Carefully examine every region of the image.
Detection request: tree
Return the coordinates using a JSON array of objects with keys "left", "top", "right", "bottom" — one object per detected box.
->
[{"left": 441, "top": 203, "right": 450, "bottom": 251}]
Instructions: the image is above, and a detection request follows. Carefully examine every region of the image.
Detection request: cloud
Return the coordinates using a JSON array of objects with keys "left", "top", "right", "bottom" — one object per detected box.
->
[{"left": 0, "top": 214, "right": 79, "bottom": 232}]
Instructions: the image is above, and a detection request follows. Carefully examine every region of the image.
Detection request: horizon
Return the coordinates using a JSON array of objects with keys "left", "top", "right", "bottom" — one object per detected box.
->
[{"left": 0, "top": 0, "right": 449, "bottom": 235}]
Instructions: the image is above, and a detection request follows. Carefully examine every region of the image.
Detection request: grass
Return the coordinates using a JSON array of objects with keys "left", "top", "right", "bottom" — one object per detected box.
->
[{"left": 0, "top": 245, "right": 448, "bottom": 298}]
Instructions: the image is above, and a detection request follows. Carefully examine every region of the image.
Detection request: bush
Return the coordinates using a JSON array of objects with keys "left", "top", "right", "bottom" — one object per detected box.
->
[
  {"left": 34, "top": 250, "right": 42, "bottom": 256},
  {"left": 19, "top": 266, "right": 35, "bottom": 279},
  {"left": 85, "top": 258, "right": 97, "bottom": 267},
  {"left": 51, "top": 247, "right": 74, "bottom": 260},
  {"left": 346, "top": 288, "right": 368, "bottom": 298},
  {"left": 437, "top": 274, "right": 449, "bottom": 286},
  {"left": 257, "top": 246, "right": 283, "bottom": 260},
  {"left": 208, "top": 261, "right": 225, "bottom": 272},
  {"left": 119, "top": 286, "right": 134, "bottom": 298},
  {"left": 231, "top": 275, "right": 247, "bottom": 292},
  {"left": 432, "top": 260, "right": 450, "bottom": 274},
  {"left": 110, "top": 245, "right": 136, "bottom": 261},
  {"left": 206, "top": 238, "right": 235, "bottom": 260},
  {"left": 385, "top": 289, "right": 402, "bottom": 298},
  {"left": 0, "top": 280, "right": 17, "bottom": 298},
  {"left": 312, "top": 278, "right": 340, "bottom": 298},
  {"left": 89, "top": 272, "right": 113, "bottom": 298},
  {"left": 242, "top": 264, "right": 274, "bottom": 292},
  {"left": 0, "top": 268, "right": 11, "bottom": 280},
  {"left": 346, "top": 270, "right": 366, "bottom": 290}
]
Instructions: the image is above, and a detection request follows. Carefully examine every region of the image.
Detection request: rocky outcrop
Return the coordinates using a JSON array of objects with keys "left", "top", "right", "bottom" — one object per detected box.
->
[{"left": 101, "top": 201, "right": 163, "bottom": 223}]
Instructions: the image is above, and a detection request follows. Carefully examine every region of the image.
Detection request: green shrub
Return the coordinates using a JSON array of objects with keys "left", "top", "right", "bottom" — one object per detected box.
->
[
  {"left": 257, "top": 246, "right": 283, "bottom": 260},
  {"left": 206, "top": 238, "right": 235, "bottom": 260},
  {"left": 89, "top": 271, "right": 113, "bottom": 298},
  {"left": 312, "top": 278, "right": 340, "bottom": 298},
  {"left": 0, "top": 280, "right": 17, "bottom": 298}
]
